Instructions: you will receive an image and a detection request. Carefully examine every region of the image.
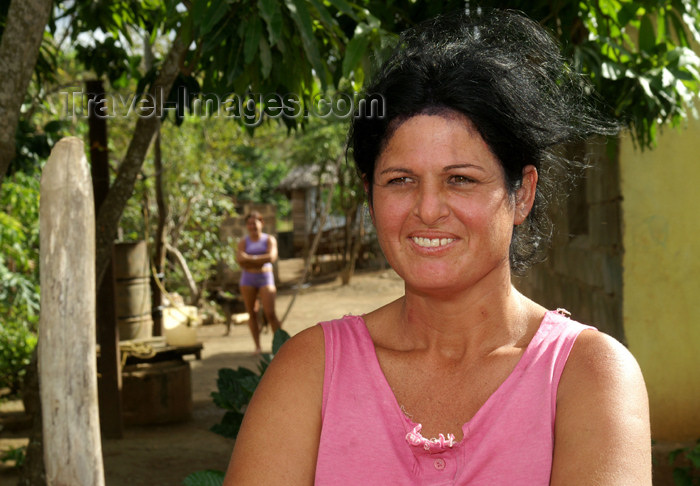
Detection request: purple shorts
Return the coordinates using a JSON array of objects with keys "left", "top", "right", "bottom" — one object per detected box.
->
[{"left": 240, "top": 270, "right": 275, "bottom": 289}]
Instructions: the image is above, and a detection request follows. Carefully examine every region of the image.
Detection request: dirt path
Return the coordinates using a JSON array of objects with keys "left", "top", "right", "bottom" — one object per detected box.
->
[{"left": 0, "top": 261, "right": 404, "bottom": 486}]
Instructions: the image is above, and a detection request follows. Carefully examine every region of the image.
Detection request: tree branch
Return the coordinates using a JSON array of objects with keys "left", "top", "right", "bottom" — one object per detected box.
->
[
  {"left": 165, "top": 242, "right": 197, "bottom": 304},
  {"left": 0, "top": 0, "right": 53, "bottom": 187},
  {"left": 95, "top": 34, "right": 187, "bottom": 286}
]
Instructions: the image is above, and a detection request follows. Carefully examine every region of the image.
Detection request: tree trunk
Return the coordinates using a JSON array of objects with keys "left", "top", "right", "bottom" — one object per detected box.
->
[
  {"left": 88, "top": 79, "right": 123, "bottom": 439},
  {"left": 166, "top": 243, "right": 198, "bottom": 304},
  {"left": 39, "top": 137, "right": 105, "bottom": 485},
  {"left": 0, "top": 0, "right": 53, "bottom": 186},
  {"left": 152, "top": 126, "right": 167, "bottom": 335},
  {"left": 95, "top": 35, "right": 187, "bottom": 288},
  {"left": 144, "top": 32, "right": 167, "bottom": 336}
]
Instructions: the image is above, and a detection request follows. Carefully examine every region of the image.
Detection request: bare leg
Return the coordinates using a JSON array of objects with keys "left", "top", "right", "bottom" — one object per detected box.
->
[
  {"left": 240, "top": 285, "right": 261, "bottom": 353},
  {"left": 258, "top": 285, "right": 282, "bottom": 333}
]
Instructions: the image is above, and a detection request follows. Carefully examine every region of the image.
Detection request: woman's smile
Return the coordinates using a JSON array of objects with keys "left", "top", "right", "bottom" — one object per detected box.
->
[{"left": 410, "top": 236, "right": 456, "bottom": 248}]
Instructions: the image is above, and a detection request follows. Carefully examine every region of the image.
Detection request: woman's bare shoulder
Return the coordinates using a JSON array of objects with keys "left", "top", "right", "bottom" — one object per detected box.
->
[
  {"left": 563, "top": 329, "right": 645, "bottom": 389},
  {"left": 267, "top": 325, "right": 325, "bottom": 389},
  {"left": 551, "top": 329, "right": 651, "bottom": 485}
]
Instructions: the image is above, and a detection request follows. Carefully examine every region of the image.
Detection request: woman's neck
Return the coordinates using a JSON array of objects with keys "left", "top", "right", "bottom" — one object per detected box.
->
[{"left": 394, "top": 273, "right": 537, "bottom": 360}]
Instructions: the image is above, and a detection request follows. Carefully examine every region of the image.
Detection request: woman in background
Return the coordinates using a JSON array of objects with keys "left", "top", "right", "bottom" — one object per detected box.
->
[{"left": 236, "top": 210, "right": 282, "bottom": 353}]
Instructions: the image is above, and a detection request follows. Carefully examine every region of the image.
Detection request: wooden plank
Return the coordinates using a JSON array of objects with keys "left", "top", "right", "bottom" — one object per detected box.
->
[
  {"left": 87, "top": 79, "right": 124, "bottom": 439},
  {"left": 39, "top": 137, "right": 105, "bottom": 485},
  {"left": 96, "top": 259, "right": 123, "bottom": 438}
]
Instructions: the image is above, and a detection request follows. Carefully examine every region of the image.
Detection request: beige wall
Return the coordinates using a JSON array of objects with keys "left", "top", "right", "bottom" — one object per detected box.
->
[{"left": 619, "top": 117, "right": 700, "bottom": 441}]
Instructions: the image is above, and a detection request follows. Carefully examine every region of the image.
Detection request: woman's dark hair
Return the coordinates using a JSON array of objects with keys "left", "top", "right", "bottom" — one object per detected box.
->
[
  {"left": 245, "top": 210, "right": 263, "bottom": 223},
  {"left": 348, "top": 8, "right": 617, "bottom": 275}
]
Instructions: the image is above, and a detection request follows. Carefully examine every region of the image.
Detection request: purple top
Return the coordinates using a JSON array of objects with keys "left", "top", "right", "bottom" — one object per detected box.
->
[{"left": 244, "top": 234, "right": 272, "bottom": 271}]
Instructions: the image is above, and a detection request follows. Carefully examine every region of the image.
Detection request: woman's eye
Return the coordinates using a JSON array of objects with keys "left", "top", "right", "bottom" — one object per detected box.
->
[
  {"left": 449, "top": 175, "right": 474, "bottom": 184},
  {"left": 387, "top": 177, "right": 411, "bottom": 185}
]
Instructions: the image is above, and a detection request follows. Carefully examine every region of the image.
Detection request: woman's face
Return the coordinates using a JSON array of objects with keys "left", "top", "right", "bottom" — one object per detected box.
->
[
  {"left": 246, "top": 216, "right": 263, "bottom": 235},
  {"left": 371, "top": 112, "right": 535, "bottom": 295}
]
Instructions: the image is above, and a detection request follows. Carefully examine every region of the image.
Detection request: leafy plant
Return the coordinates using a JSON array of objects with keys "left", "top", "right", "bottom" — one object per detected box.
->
[
  {"left": 182, "top": 470, "right": 225, "bottom": 486},
  {"left": 670, "top": 439, "right": 700, "bottom": 485},
  {"left": 210, "top": 329, "right": 290, "bottom": 438},
  {"left": 0, "top": 323, "right": 38, "bottom": 395},
  {"left": 1, "top": 445, "right": 27, "bottom": 469},
  {"left": 0, "top": 172, "right": 40, "bottom": 323},
  {"left": 0, "top": 172, "right": 40, "bottom": 396}
]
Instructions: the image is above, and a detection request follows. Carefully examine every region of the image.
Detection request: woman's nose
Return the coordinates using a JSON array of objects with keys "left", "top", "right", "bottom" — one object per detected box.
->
[{"left": 413, "top": 183, "right": 449, "bottom": 224}]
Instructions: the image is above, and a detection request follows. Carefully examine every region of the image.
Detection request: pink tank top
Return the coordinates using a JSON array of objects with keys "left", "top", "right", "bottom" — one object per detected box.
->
[{"left": 315, "top": 311, "right": 594, "bottom": 485}]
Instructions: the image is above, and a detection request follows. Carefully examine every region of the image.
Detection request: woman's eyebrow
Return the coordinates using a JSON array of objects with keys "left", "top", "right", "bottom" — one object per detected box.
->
[
  {"left": 378, "top": 163, "right": 486, "bottom": 176},
  {"left": 377, "top": 167, "right": 416, "bottom": 176},
  {"left": 443, "top": 163, "right": 486, "bottom": 172}
]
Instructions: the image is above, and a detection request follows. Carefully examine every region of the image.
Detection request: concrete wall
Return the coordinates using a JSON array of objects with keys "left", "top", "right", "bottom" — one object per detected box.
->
[
  {"left": 619, "top": 118, "right": 700, "bottom": 441},
  {"left": 514, "top": 138, "right": 625, "bottom": 341}
]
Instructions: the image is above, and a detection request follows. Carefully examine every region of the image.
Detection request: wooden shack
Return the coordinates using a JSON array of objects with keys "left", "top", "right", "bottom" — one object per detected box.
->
[{"left": 277, "top": 164, "right": 342, "bottom": 257}]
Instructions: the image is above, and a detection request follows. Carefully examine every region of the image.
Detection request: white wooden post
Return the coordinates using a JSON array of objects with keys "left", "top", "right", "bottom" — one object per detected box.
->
[{"left": 39, "top": 137, "right": 105, "bottom": 486}]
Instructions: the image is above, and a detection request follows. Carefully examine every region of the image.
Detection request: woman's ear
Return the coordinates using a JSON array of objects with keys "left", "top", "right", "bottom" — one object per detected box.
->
[{"left": 514, "top": 165, "right": 538, "bottom": 225}]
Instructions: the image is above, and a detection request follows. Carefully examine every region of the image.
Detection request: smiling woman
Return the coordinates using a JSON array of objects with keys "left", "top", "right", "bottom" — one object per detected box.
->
[
  {"left": 224, "top": 9, "right": 651, "bottom": 486},
  {"left": 370, "top": 113, "right": 535, "bottom": 295}
]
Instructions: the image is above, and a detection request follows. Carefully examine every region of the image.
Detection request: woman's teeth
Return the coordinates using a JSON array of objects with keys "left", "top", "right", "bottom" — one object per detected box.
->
[{"left": 411, "top": 237, "right": 454, "bottom": 247}]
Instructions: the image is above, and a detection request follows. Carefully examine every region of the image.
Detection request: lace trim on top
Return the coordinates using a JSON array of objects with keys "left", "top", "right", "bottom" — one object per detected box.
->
[{"left": 405, "top": 424, "right": 456, "bottom": 452}]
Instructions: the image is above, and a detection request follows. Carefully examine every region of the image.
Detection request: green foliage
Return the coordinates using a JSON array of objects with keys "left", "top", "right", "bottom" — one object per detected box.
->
[
  {"left": 0, "top": 323, "right": 37, "bottom": 395},
  {"left": 57, "top": 0, "right": 168, "bottom": 43},
  {"left": 463, "top": 0, "right": 700, "bottom": 149},
  {"left": 0, "top": 446, "right": 26, "bottom": 470},
  {"left": 209, "top": 366, "right": 255, "bottom": 439},
  {"left": 182, "top": 469, "right": 225, "bottom": 486},
  {"left": 0, "top": 171, "right": 40, "bottom": 396},
  {"left": 0, "top": 172, "right": 41, "bottom": 326},
  {"left": 209, "top": 329, "right": 291, "bottom": 439},
  {"left": 286, "top": 116, "right": 346, "bottom": 170},
  {"left": 670, "top": 439, "right": 700, "bottom": 485},
  {"left": 74, "top": 36, "right": 143, "bottom": 90},
  {"left": 572, "top": 0, "right": 700, "bottom": 149},
  {"left": 12, "top": 119, "right": 67, "bottom": 177},
  {"left": 286, "top": 117, "right": 363, "bottom": 219},
  {"left": 188, "top": 0, "right": 360, "bottom": 95}
]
